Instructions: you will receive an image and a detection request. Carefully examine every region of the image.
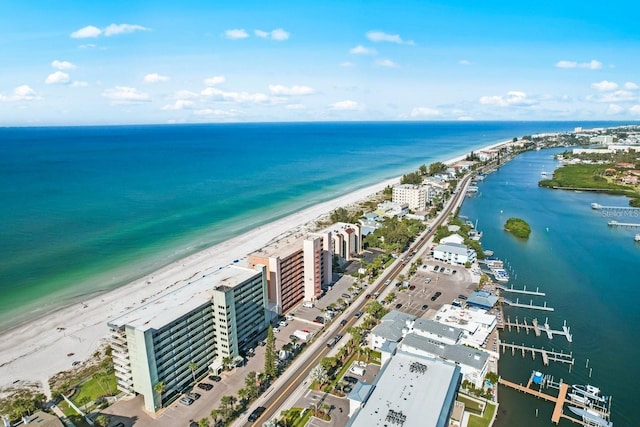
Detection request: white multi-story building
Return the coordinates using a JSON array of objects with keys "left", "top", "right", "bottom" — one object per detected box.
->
[
  {"left": 108, "top": 265, "right": 268, "bottom": 412},
  {"left": 318, "top": 222, "right": 363, "bottom": 261},
  {"left": 433, "top": 242, "right": 476, "bottom": 265},
  {"left": 392, "top": 184, "right": 430, "bottom": 211}
]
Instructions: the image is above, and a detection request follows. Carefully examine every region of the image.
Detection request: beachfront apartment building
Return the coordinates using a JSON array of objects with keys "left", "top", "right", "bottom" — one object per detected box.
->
[
  {"left": 108, "top": 265, "right": 268, "bottom": 413},
  {"left": 392, "top": 184, "right": 430, "bottom": 211},
  {"left": 248, "top": 231, "right": 332, "bottom": 314},
  {"left": 318, "top": 222, "right": 362, "bottom": 261}
]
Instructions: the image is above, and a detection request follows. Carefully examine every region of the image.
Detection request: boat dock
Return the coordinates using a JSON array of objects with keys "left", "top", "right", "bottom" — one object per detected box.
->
[
  {"left": 498, "top": 340, "right": 574, "bottom": 366},
  {"left": 607, "top": 220, "right": 640, "bottom": 228},
  {"left": 498, "top": 285, "right": 546, "bottom": 296},
  {"left": 499, "top": 372, "right": 611, "bottom": 426},
  {"left": 502, "top": 297, "right": 554, "bottom": 311},
  {"left": 502, "top": 317, "right": 573, "bottom": 342},
  {"left": 591, "top": 203, "right": 640, "bottom": 212}
]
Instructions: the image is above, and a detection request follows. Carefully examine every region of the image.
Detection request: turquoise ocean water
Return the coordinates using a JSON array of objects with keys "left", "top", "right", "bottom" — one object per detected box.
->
[
  {"left": 0, "top": 122, "right": 628, "bottom": 336},
  {"left": 459, "top": 147, "right": 638, "bottom": 426}
]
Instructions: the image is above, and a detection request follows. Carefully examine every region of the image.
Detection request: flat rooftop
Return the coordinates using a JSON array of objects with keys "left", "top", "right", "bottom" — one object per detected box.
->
[
  {"left": 348, "top": 351, "right": 460, "bottom": 427},
  {"left": 108, "top": 265, "right": 261, "bottom": 331},
  {"left": 248, "top": 232, "right": 308, "bottom": 259}
]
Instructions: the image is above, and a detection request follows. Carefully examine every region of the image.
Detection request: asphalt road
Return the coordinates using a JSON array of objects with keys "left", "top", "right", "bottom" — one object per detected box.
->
[{"left": 238, "top": 173, "right": 475, "bottom": 426}]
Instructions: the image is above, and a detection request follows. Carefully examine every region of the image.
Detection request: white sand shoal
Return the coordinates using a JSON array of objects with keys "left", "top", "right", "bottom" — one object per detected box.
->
[{"left": 0, "top": 140, "right": 509, "bottom": 396}]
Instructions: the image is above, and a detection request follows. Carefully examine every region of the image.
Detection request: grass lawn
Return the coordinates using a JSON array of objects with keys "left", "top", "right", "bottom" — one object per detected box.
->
[
  {"left": 467, "top": 402, "right": 496, "bottom": 427},
  {"left": 72, "top": 372, "right": 117, "bottom": 406}
]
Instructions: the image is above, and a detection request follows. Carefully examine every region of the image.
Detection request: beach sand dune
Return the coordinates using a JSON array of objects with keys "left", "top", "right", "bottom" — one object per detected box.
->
[{"left": 0, "top": 143, "right": 506, "bottom": 396}]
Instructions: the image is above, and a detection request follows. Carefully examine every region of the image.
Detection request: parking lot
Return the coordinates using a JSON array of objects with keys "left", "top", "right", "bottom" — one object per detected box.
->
[{"left": 389, "top": 262, "right": 476, "bottom": 318}]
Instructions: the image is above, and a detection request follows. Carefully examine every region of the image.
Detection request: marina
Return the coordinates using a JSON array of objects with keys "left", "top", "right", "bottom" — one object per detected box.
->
[
  {"left": 607, "top": 220, "right": 640, "bottom": 228},
  {"left": 499, "top": 371, "right": 612, "bottom": 426},
  {"left": 497, "top": 285, "right": 546, "bottom": 296},
  {"left": 502, "top": 316, "right": 572, "bottom": 342},
  {"left": 498, "top": 342, "right": 574, "bottom": 366},
  {"left": 502, "top": 297, "right": 554, "bottom": 311}
]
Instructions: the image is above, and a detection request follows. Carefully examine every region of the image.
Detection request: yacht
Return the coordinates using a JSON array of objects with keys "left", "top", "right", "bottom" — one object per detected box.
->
[
  {"left": 567, "top": 406, "right": 612, "bottom": 427},
  {"left": 591, "top": 202, "right": 602, "bottom": 209},
  {"left": 572, "top": 384, "right": 608, "bottom": 403},
  {"left": 635, "top": 234, "right": 640, "bottom": 242}
]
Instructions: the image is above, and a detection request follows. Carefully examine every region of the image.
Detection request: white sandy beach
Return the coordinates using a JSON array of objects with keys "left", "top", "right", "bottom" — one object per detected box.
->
[{"left": 0, "top": 140, "right": 509, "bottom": 396}]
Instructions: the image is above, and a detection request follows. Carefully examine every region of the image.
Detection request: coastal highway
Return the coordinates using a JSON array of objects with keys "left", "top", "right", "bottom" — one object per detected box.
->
[{"left": 238, "top": 172, "right": 475, "bottom": 427}]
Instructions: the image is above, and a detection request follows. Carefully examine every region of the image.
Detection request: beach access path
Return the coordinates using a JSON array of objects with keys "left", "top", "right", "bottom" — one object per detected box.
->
[{"left": 0, "top": 140, "right": 509, "bottom": 396}]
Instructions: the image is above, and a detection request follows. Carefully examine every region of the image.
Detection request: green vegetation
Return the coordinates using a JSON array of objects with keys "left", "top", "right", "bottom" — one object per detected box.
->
[
  {"left": 539, "top": 163, "right": 640, "bottom": 197},
  {"left": 329, "top": 207, "right": 363, "bottom": 224},
  {"left": 630, "top": 198, "right": 640, "bottom": 207},
  {"left": 400, "top": 171, "right": 423, "bottom": 185},
  {"left": 504, "top": 217, "right": 531, "bottom": 239},
  {"left": 363, "top": 217, "right": 426, "bottom": 253},
  {"left": 433, "top": 217, "right": 485, "bottom": 259},
  {"left": 264, "top": 326, "right": 277, "bottom": 377},
  {"left": 0, "top": 389, "right": 46, "bottom": 422},
  {"left": 468, "top": 402, "right": 496, "bottom": 427},
  {"left": 71, "top": 372, "right": 117, "bottom": 406}
]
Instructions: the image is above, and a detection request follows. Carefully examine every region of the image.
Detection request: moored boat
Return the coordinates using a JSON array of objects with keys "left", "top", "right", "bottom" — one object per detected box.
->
[
  {"left": 572, "top": 384, "right": 608, "bottom": 403},
  {"left": 567, "top": 406, "right": 612, "bottom": 427},
  {"left": 635, "top": 234, "right": 640, "bottom": 242}
]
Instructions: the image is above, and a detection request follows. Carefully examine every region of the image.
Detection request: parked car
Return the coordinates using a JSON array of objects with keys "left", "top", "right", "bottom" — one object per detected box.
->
[
  {"left": 279, "top": 320, "right": 288, "bottom": 327},
  {"left": 208, "top": 375, "right": 222, "bottom": 382},
  {"left": 409, "top": 285, "right": 416, "bottom": 290},
  {"left": 431, "top": 291, "right": 442, "bottom": 301},
  {"left": 433, "top": 265, "right": 439, "bottom": 271},
  {"left": 421, "top": 304, "right": 429, "bottom": 310},
  {"left": 197, "top": 382, "right": 213, "bottom": 391},
  {"left": 424, "top": 278, "right": 431, "bottom": 284},
  {"left": 314, "top": 316, "right": 325, "bottom": 324},
  {"left": 458, "top": 294, "right": 468, "bottom": 300},
  {"left": 179, "top": 397, "right": 194, "bottom": 406},
  {"left": 340, "top": 319, "right": 348, "bottom": 327},
  {"left": 273, "top": 327, "right": 280, "bottom": 333},
  {"left": 186, "top": 392, "right": 201, "bottom": 401},
  {"left": 354, "top": 310, "right": 364, "bottom": 318},
  {"left": 248, "top": 406, "right": 266, "bottom": 422},
  {"left": 343, "top": 375, "right": 358, "bottom": 384},
  {"left": 395, "top": 303, "right": 403, "bottom": 309}
]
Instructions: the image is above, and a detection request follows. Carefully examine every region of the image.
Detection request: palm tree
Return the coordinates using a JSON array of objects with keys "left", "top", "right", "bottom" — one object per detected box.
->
[
  {"left": 198, "top": 418, "right": 211, "bottom": 427},
  {"left": 188, "top": 362, "right": 198, "bottom": 383},
  {"left": 222, "top": 356, "right": 233, "bottom": 371},
  {"left": 237, "top": 387, "right": 249, "bottom": 405},
  {"left": 309, "top": 365, "right": 329, "bottom": 388},
  {"left": 153, "top": 381, "right": 166, "bottom": 409},
  {"left": 210, "top": 409, "right": 220, "bottom": 425}
]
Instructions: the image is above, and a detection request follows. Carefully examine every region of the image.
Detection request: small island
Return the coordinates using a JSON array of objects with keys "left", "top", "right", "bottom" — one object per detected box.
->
[{"left": 504, "top": 217, "right": 531, "bottom": 239}]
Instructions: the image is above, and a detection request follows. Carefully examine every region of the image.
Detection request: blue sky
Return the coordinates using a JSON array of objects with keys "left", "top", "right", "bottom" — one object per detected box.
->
[{"left": 1, "top": 0, "right": 639, "bottom": 125}]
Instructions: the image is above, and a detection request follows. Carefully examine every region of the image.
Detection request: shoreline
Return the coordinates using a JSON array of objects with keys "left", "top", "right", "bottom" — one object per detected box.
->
[{"left": 0, "top": 138, "right": 511, "bottom": 396}]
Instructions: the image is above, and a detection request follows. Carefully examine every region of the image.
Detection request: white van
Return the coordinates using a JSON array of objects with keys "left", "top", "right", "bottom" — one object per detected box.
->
[{"left": 302, "top": 301, "right": 314, "bottom": 308}]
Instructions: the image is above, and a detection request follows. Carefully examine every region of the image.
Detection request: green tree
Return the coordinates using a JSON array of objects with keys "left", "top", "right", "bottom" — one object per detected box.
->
[
  {"left": 309, "top": 365, "right": 329, "bottom": 388},
  {"left": 419, "top": 164, "right": 427, "bottom": 175},
  {"left": 153, "top": 381, "right": 166, "bottom": 409},
  {"left": 188, "top": 362, "right": 198, "bottom": 383},
  {"left": 330, "top": 207, "right": 351, "bottom": 223},
  {"left": 219, "top": 395, "right": 237, "bottom": 420},
  {"left": 94, "top": 415, "right": 110, "bottom": 427},
  {"left": 198, "top": 418, "right": 211, "bottom": 427},
  {"left": 210, "top": 409, "right": 220, "bottom": 425},
  {"left": 400, "top": 171, "right": 422, "bottom": 185},
  {"left": 264, "top": 326, "right": 277, "bottom": 377},
  {"left": 222, "top": 356, "right": 233, "bottom": 370},
  {"left": 237, "top": 387, "right": 249, "bottom": 405},
  {"left": 429, "top": 161, "right": 447, "bottom": 175},
  {"left": 244, "top": 371, "right": 259, "bottom": 400}
]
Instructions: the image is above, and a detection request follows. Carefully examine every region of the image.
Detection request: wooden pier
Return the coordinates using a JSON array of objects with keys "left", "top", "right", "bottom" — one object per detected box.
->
[
  {"left": 502, "top": 297, "right": 554, "bottom": 312},
  {"left": 498, "top": 340, "right": 574, "bottom": 366},
  {"left": 607, "top": 220, "right": 640, "bottom": 228},
  {"left": 499, "top": 374, "right": 611, "bottom": 426},
  {"left": 498, "top": 285, "right": 545, "bottom": 296},
  {"left": 503, "top": 317, "right": 573, "bottom": 342},
  {"left": 591, "top": 203, "right": 640, "bottom": 212}
]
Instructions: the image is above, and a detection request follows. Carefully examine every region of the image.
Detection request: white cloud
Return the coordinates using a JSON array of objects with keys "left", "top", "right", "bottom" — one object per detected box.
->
[
  {"left": 459, "top": 59, "right": 472, "bottom": 65},
  {"left": 104, "top": 24, "right": 150, "bottom": 37},
  {"left": 365, "top": 31, "right": 414, "bottom": 45},
  {"left": 479, "top": 91, "right": 536, "bottom": 107},
  {"left": 624, "top": 82, "right": 639, "bottom": 90},
  {"left": 51, "top": 60, "right": 76, "bottom": 70},
  {"left": 607, "top": 104, "right": 624, "bottom": 114},
  {"left": 285, "top": 103, "right": 306, "bottom": 110},
  {"left": 630, "top": 105, "right": 640, "bottom": 115},
  {"left": 349, "top": 45, "right": 377, "bottom": 55},
  {"left": 340, "top": 61, "right": 354, "bottom": 67},
  {"left": 330, "top": 100, "right": 359, "bottom": 110},
  {"left": 102, "top": 86, "right": 150, "bottom": 104},
  {"left": 201, "top": 87, "right": 268, "bottom": 103},
  {"left": 375, "top": 59, "right": 398, "bottom": 68},
  {"left": 162, "top": 100, "right": 194, "bottom": 110},
  {"left": 79, "top": 43, "right": 97, "bottom": 49},
  {"left": 71, "top": 25, "right": 102, "bottom": 38},
  {"left": 194, "top": 108, "right": 237, "bottom": 117},
  {"left": 554, "top": 59, "right": 602, "bottom": 70},
  {"left": 71, "top": 81, "right": 89, "bottom": 87},
  {"left": 457, "top": 116, "right": 475, "bottom": 121},
  {"left": 224, "top": 29, "right": 249, "bottom": 40},
  {"left": 410, "top": 107, "right": 441, "bottom": 117},
  {"left": 45, "top": 71, "right": 70, "bottom": 85},
  {"left": 254, "top": 28, "right": 290, "bottom": 41},
  {"left": 204, "top": 75, "right": 225, "bottom": 86},
  {"left": 143, "top": 73, "right": 169, "bottom": 84},
  {"left": 175, "top": 90, "right": 199, "bottom": 99},
  {"left": 268, "top": 85, "right": 314, "bottom": 96},
  {"left": 591, "top": 80, "right": 618, "bottom": 91},
  {"left": 71, "top": 24, "right": 149, "bottom": 39},
  {"left": 587, "top": 90, "right": 636, "bottom": 103},
  {"left": 0, "top": 85, "right": 40, "bottom": 102}
]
